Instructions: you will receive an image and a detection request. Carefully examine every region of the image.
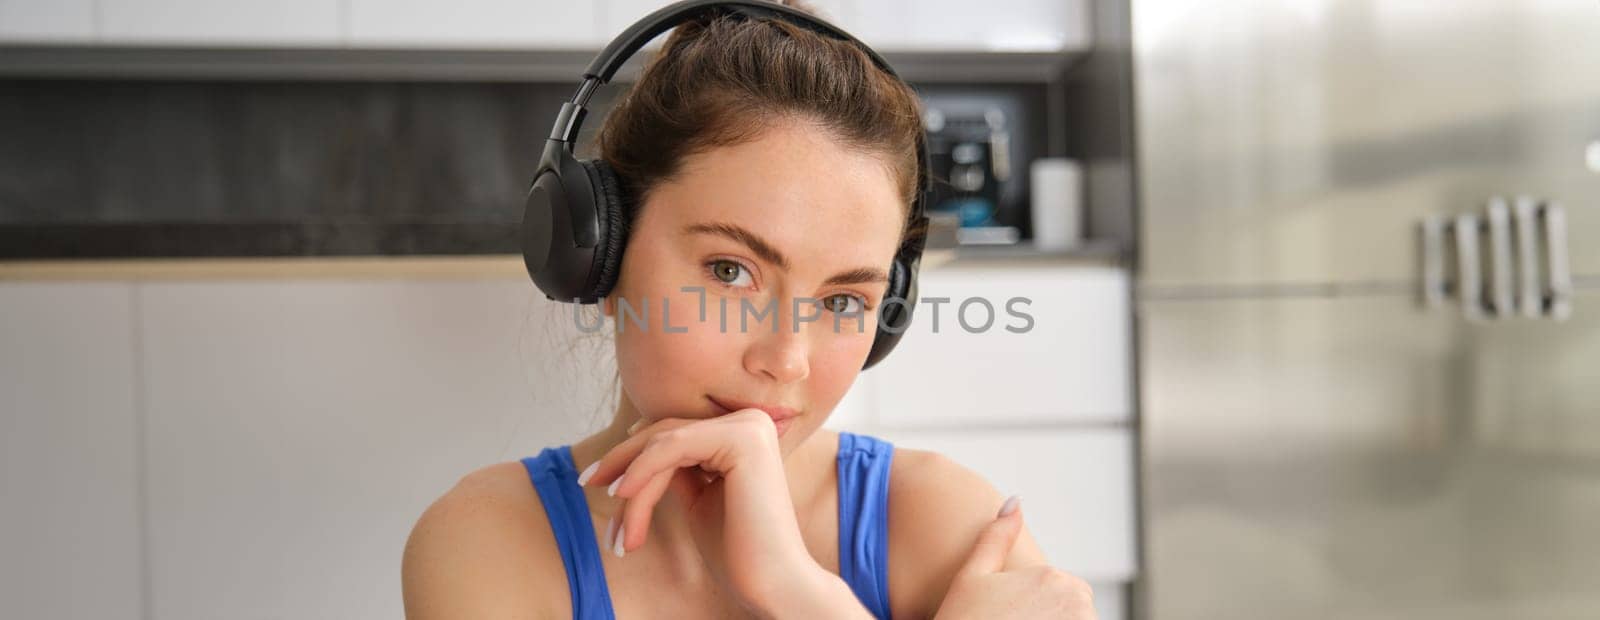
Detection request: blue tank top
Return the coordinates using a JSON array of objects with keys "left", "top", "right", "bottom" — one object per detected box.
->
[{"left": 520, "top": 430, "right": 895, "bottom": 619}]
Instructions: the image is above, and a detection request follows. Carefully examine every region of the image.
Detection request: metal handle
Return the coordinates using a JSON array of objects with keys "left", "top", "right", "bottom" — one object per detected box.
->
[
  {"left": 1512, "top": 196, "right": 1543, "bottom": 318},
  {"left": 1541, "top": 201, "right": 1573, "bottom": 320},
  {"left": 1453, "top": 214, "right": 1485, "bottom": 321},
  {"left": 1420, "top": 216, "right": 1449, "bottom": 309},
  {"left": 1485, "top": 197, "right": 1515, "bottom": 317}
]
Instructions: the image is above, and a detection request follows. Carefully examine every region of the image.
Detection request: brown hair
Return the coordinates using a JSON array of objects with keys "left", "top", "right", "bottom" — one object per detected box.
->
[{"left": 596, "top": 0, "right": 928, "bottom": 252}]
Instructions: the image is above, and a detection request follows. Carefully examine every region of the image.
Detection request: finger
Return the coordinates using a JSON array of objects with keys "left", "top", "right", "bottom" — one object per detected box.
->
[
  {"left": 581, "top": 417, "right": 696, "bottom": 489},
  {"left": 611, "top": 428, "right": 733, "bottom": 500},
  {"left": 616, "top": 466, "right": 677, "bottom": 554},
  {"left": 609, "top": 498, "right": 627, "bottom": 558},
  {"left": 954, "top": 495, "right": 1025, "bottom": 579}
]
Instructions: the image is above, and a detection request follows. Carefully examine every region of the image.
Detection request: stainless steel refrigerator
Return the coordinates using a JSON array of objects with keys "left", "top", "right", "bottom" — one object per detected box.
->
[{"left": 1132, "top": 1, "right": 1600, "bottom": 618}]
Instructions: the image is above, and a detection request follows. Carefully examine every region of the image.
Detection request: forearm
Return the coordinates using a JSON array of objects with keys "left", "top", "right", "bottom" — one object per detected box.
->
[{"left": 757, "top": 564, "right": 875, "bottom": 620}]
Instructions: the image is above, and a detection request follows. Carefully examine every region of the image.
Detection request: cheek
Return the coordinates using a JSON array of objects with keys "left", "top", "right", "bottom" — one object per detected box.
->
[
  {"left": 612, "top": 287, "right": 743, "bottom": 415},
  {"left": 809, "top": 332, "right": 869, "bottom": 391}
]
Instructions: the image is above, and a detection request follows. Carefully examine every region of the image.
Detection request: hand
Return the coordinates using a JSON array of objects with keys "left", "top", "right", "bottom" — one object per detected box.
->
[
  {"left": 579, "top": 410, "right": 822, "bottom": 616},
  {"left": 933, "top": 497, "right": 1099, "bottom": 619}
]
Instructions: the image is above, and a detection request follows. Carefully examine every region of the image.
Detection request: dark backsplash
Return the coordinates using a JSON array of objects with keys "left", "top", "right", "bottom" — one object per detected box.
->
[{"left": 0, "top": 78, "right": 1044, "bottom": 258}]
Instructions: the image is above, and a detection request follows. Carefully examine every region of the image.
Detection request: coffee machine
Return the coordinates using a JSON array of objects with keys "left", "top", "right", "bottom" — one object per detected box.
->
[{"left": 923, "top": 104, "right": 1018, "bottom": 245}]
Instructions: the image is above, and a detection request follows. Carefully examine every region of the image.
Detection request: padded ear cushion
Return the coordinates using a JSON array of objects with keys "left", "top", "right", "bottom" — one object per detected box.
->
[
  {"left": 881, "top": 258, "right": 910, "bottom": 326},
  {"left": 863, "top": 256, "right": 917, "bottom": 370},
  {"left": 580, "top": 158, "right": 632, "bottom": 300}
]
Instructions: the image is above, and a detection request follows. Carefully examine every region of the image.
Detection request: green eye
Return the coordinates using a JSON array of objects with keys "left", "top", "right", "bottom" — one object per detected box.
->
[
  {"left": 821, "top": 294, "right": 868, "bottom": 315},
  {"left": 707, "top": 259, "right": 753, "bottom": 288}
]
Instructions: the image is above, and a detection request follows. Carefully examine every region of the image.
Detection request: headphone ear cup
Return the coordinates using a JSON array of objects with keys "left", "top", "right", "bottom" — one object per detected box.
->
[
  {"left": 579, "top": 158, "right": 632, "bottom": 301},
  {"left": 864, "top": 256, "right": 918, "bottom": 370}
]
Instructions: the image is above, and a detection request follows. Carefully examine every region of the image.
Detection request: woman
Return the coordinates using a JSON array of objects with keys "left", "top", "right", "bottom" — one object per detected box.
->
[{"left": 402, "top": 3, "right": 1096, "bottom": 618}]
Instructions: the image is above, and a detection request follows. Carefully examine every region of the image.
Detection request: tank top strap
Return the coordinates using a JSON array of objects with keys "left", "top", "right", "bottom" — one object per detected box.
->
[
  {"left": 521, "top": 445, "right": 617, "bottom": 620},
  {"left": 836, "top": 430, "right": 895, "bottom": 619}
]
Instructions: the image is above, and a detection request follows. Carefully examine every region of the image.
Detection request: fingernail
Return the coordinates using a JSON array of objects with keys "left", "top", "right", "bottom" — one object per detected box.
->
[
  {"left": 627, "top": 419, "right": 644, "bottom": 435},
  {"left": 612, "top": 523, "right": 626, "bottom": 558},
  {"left": 607, "top": 476, "right": 624, "bottom": 497},
  {"left": 604, "top": 516, "right": 616, "bottom": 546},
  {"left": 577, "top": 461, "right": 600, "bottom": 486},
  {"left": 997, "top": 494, "right": 1021, "bottom": 518}
]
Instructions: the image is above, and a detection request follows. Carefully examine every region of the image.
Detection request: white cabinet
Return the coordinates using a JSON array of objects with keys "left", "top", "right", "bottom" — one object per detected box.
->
[
  {"left": 599, "top": 0, "right": 671, "bottom": 50},
  {"left": 878, "top": 427, "right": 1138, "bottom": 583},
  {"left": 601, "top": 0, "right": 851, "bottom": 53},
  {"left": 840, "top": 0, "right": 1087, "bottom": 52},
  {"left": 348, "top": 0, "right": 601, "bottom": 49},
  {"left": 133, "top": 279, "right": 599, "bottom": 618},
  {"left": 1092, "top": 583, "right": 1127, "bottom": 620},
  {"left": 604, "top": 0, "right": 1083, "bottom": 52},
  {"left": 602, "top": 0, "right": 848, "bottom": 39},
  {"left": 908, "top": 0, "right": 1087, "bottom": 52},
  {"left": 98, "top": 0, "right": 341, "bottom": 46},
  {"left": 867, "top": 261, "right": 1132, "bottom": 428},
  {"left": 831, "top": 0, "right": 914, "bottom": 49},
  {"left": 0, "top": 283, "right": 144, "bottom": 619},
  {"left": 0, "top": 0, "right": 1087, "bottom": 52},
  {"left": 0, "top": 0, "right": 95, "bottom": 43}
]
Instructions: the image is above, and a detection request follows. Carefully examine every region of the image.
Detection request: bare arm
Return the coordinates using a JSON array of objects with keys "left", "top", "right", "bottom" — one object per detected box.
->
[
  {"left": 886, "top": 449, "right": 1056, "bottom": 619},
  {"left": 758, "top": 564, "right": 876, "bottom": 620},
  {"left": 402, "top": 464, "right": 566, "bottom": 620}
]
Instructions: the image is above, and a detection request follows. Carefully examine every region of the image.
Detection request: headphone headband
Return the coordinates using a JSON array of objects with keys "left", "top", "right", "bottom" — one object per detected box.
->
[{"left": 546, "top": 0, "right": 931, "bottom": 220}]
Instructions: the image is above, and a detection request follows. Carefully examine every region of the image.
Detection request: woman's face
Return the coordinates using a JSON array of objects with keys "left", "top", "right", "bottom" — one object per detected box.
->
[{"left": 602, "top": 119, "right": 906, "bottom": 457}]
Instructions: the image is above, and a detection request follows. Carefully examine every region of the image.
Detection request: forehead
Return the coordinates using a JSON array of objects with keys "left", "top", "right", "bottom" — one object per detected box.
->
[{"left": 641, "top": 121, "right": 905, "bottom": 267}]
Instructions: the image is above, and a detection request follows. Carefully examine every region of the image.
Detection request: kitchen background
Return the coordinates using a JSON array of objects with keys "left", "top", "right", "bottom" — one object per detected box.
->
[{"left": 4, "top": 1, "right": 1595, "bottom": 619}]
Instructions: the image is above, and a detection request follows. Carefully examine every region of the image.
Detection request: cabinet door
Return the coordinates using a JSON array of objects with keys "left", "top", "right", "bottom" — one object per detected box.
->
[
  {"left": 0, "top": 0, "right": 94, "bottom": 43},
  {"left": 135, "top": 279, "right": 606, "bottom": 619},
  {"left": 875, "top": 427, "right": 1138, "bottom": 583},
  {"left": 99, "top": 0, "right": 340, "bottom": 46},
  {"left": 868, "top": 263, "right": 1132, "bottom": 428},
  {"left": 0, "top": 283, "right": 143, "bottom": 619},
  {"left": 349, "top": 0, "right": 601, "bottom": 49}
]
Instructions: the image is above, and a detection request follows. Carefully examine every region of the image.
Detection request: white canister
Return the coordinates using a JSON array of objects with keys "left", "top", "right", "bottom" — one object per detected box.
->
[{"left": 1029, "top": 158, "right": 1083, "bottom": 251}]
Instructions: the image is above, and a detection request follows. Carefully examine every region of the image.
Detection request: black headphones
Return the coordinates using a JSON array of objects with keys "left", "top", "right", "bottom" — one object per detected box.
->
[{"left": 521, "top": 0, "right": 931, "bottom": 371}]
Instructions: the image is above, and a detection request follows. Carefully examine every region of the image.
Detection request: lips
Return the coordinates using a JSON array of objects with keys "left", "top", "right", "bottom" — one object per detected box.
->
[{"left": 707, "top": 395, "right": 801, "bottom": 425}]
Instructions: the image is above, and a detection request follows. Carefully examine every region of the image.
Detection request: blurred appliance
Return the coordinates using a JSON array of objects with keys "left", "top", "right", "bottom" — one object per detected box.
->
[
  {"left": 1134, "top": 1, "right": 1600, "bottom": 618},
  {"left": 923, "top": 104, "right": 1019, "bottom": 245}
]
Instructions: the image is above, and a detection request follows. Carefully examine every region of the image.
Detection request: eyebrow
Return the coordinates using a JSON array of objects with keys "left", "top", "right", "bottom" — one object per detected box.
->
[{"left": 681, "top": 221, "right": 891, "bottom": 287}]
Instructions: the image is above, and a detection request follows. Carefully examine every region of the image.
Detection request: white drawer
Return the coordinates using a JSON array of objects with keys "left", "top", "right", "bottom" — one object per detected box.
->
[
  {"left": 867, "top": 264, "right": 1132, "bottom": 428},
  {"left": 874, "top": 427, "right": 1138, "bottom": 583}
]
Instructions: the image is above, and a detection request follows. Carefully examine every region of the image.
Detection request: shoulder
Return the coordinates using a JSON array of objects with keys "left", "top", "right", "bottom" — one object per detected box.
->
[
  {"left": 401, "top": 459, "right": 569, "bottom": 620},
  {"left": 884, "top": 445, "right": 1051, "bottom": 619}
]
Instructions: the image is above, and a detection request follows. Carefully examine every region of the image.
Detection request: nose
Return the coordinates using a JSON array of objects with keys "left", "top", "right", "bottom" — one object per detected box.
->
[{"left": 742, "top": 297, "right": 813, "bottom": 383}]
